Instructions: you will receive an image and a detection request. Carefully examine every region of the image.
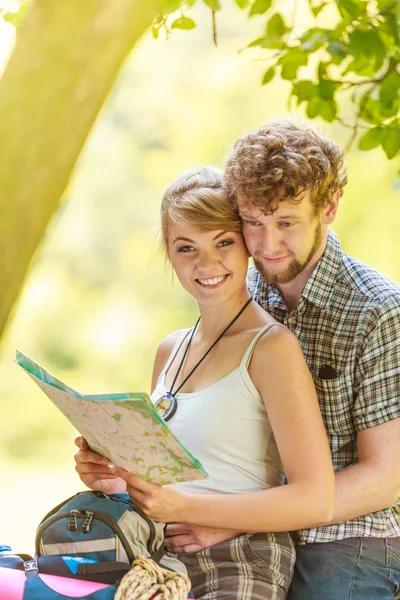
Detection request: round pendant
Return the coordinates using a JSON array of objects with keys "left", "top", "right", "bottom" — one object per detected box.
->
[{"left": 155, "top": 393, "right": 178, "bottom": 422}]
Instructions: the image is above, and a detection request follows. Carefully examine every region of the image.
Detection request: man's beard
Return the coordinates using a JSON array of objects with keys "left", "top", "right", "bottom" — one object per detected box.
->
[{"left": 254, "top": 222, "right": 323, "bottom": 286}]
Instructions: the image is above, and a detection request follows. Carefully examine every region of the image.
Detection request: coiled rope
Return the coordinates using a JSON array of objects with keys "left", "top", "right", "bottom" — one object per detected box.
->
[{"left": 114, "top": 555, "right": 191, "bottom": 600}]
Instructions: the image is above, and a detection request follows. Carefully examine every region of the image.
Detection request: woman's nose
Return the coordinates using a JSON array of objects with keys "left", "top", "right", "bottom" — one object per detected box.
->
[{"left": 196, "top": 250, "right": 218, "bottom": 271}]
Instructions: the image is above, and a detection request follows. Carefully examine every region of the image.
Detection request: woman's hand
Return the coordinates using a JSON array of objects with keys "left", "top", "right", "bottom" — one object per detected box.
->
[
  {"left": 74, "top": 437, "right": 126, "bottom": 494},
  {"left": 115, "top": 467, "right": 189, "bottom": 523}
]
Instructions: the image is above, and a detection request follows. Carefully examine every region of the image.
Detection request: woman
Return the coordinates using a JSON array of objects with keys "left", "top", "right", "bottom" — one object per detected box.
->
[{"left": 75, "top": 166, "right": 334, "bottom": 600}]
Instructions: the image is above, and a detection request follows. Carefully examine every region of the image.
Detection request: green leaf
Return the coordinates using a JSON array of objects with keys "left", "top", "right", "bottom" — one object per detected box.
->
[
  {"left": 160, "top": 0, "right": 183, "bottom": 13},
  {"left": 306, "top": 96, "right": 322, "bottom": 118},
  {"left": 318, "top": 61, "right": 328, "bottom": 80},
  {"left": 381, "top": 12, "right": 399, "bottom": 43},
  {"left": 348, "top": 28, "right": 386, "bottom": 58},
  {"left": 318, "top": 79, "right": 340, "bottom": 101},
  {"left": 234, "top": 0, "right": 250, "bottom": 7},
  {"left": 266, "top": 13, "right": 287, "bottom": 38},
  {"left": 186, "top": 0, "right": 198, "bottom": 6},
  {"left": 246, "top": 35, "right": 284, "bottom": 49},
  {"left": 340, "top": 0, "right": 366, "bottom": 18},
  {"left": 360, "top": 96, "right": 385, "bottom": 125},
  {"left": 278, "top": 48, "right": 308, "bottom": 80},
  {"left": 3, "top": 2, "right": 31, "bottom": 28},
  {"left": 343, "top": 55, "right": 379, "bottom": 77},
  {"left": 292, "top": 81, "right": 317, "bottom": 105},
  {"left": 358, "top": 127, "right": 383, "bottom": 150},
  {"left": 249, "top": 0, "right": 273, "bottom": 16},
  {"left": 171, "top": 15, "right": 196, "bottom": 29},
  {"left": 262, "top": 67, "right": 275, "bottom": 84},
  {"left": 311, "top": 3, "right": 327, "bottom": 17},
  {"left": 151, "top": 26, "right": 159, "bottom": 39},
  {"left": 202, "top": 0, "right": 220, "bottom": 9},
  {"left": 319, "top": 99, "right": 337, "bottom": 122},
  {"left": 381, "top": 125, "right": 400, "bottom": 158},
  {"left": 377, "top": 0, "right": 396, "bottom": 10},
  {"left": 327, "top": 41, "right": 348, "bottom": 65},
  {"left": 379, "top": 71, "right": 400, "bottom": 105},
  {"left": 300, "top": 28, "right": 329, "bottom": 52}
]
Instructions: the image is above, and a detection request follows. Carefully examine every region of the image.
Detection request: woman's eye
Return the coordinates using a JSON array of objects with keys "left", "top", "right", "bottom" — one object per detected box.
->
[
  {"left": 218, "top": 239, "right": 233, "bottom": 248},
  {"left": 177, "top": 245, "right": 194, "bottom": 253}
]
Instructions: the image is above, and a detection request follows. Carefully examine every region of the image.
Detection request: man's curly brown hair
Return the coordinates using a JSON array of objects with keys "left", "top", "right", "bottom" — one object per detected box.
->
[{"left": 225, "top": 119, "right": 347, "bottom": 214}]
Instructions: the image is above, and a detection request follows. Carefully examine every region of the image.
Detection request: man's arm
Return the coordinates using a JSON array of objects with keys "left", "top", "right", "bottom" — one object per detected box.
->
[
  {"left": 330, "top": 296, "right": 400, "bottom": 523},
  {"left": 329, "top": 418, "right": 400, "bottom": 524},
  {"left": 165, "top": 418, "right": 400, "bottom": 553}
]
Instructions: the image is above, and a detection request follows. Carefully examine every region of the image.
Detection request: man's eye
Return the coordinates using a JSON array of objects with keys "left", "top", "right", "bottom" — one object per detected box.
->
[
  {"left": 244, "top": 220, "right": 261, "bottom": 227},
  {"left": 280, "top": 222, "right": 294, "bottom": 228}
]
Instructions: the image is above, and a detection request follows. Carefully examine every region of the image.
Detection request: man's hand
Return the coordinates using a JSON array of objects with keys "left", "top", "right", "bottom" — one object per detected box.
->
[
  {"left": 74, "top": 437, "right": 126, "bottom": 494},
  {"left": 165, "top": 523, "right": 242, "bottom": 554}
]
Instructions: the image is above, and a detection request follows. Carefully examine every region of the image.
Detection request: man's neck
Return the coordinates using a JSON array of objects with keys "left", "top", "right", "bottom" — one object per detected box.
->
[{"left": 276, "top": 238, "right": 328, "bottom": 310}]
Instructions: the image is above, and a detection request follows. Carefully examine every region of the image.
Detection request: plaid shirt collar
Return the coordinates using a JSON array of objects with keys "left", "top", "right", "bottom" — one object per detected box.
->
[{"left": 255, "top": 229, "right": 342, "bottom": 311}]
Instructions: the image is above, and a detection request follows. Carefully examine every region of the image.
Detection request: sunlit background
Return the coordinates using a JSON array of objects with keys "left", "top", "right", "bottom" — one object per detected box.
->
[{"left": 1, "top": 1, "right": 399, "bottom": 553}]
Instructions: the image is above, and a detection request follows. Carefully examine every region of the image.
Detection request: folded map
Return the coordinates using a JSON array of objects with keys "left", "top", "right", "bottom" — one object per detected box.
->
[{"left": 16, "top": 349, "right": 208, "bottom": 485}]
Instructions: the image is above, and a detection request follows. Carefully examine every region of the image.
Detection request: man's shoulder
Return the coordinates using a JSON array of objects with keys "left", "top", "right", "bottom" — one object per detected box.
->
[{"left": 336, "top": 251, "right": 400, "bottom": 310}]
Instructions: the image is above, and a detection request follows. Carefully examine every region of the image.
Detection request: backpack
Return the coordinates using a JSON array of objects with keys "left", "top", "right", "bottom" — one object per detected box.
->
[
  {"left": 0, "top": 553, "right": 117, "bottom": 600},
  {"left": 35, "top": 491, "right": 166, "bottom": 584}
]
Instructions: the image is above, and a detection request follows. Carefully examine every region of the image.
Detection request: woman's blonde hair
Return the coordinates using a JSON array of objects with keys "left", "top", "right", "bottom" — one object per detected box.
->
[{"left": 160, "top": 166, "right": 242, "bottom": 256}]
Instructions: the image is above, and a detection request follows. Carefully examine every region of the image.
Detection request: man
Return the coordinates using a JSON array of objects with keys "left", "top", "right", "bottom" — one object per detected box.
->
[{"left": 165, "top": 119, "right": 400, "bottom": 599}]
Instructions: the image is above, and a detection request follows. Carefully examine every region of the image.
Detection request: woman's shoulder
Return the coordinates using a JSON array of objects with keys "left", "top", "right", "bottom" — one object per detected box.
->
[
  {"left": 248, "top": 321, "right": 307, "bottom": 394},
  {"left": 156, "top": 328, "right": 190, "bottom": 359},
  {"left": 151, "top": 328, "right": 190, "bottom": 392},
  {"left": 154, "top": 328, "right": 191, "bottom": 370},
  {"left": 251, "top": 319, "right": 302, "bottom": 363}
]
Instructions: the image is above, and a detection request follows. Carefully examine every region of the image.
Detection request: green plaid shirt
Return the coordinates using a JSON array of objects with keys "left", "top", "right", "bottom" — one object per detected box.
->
[{"left": 248, "top": 230, "right": 400, "bottom": 543}]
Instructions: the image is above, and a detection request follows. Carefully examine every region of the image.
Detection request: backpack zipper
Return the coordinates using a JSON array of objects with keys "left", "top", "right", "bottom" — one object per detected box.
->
[
  {"left": 37, "top": 491, "right": 158, "bottom": 558},
  {"left": 36, "top": 509, "right": 136, "bottom": 563}
]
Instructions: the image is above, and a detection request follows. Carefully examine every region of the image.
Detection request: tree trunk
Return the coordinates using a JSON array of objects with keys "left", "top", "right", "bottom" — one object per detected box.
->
[{"left": 0, "top": 0, "right": 159, "bottom": 342}]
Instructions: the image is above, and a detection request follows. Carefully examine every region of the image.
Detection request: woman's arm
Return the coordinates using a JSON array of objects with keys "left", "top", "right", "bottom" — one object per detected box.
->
[{"left": 117, "top": 326, "right": 335, "bottom": 532}]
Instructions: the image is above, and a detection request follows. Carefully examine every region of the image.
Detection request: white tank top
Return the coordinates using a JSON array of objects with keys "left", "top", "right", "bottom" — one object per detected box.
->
[{"left": 151, "top": 323, "right": 287, "bottom": 495}]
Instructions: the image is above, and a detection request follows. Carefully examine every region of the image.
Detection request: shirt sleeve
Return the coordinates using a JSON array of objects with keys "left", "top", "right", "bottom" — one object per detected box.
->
[{"left": 352, "top": 294, "right": 400, "bottom": 431}]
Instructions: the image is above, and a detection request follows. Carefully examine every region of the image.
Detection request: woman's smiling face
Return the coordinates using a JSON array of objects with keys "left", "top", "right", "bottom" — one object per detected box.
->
[{"left": 167, "top": 222, "right": 249, "bottom": 306}]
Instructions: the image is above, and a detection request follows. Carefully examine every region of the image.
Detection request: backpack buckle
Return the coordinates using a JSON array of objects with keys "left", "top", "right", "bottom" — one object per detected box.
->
[{"left": 24, "top": 559, "right": 38, "bottom": 578}]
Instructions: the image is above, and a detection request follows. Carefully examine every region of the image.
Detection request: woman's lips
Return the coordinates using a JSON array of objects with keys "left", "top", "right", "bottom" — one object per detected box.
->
[{"left": 195, "top": 274, "right": 229, "bottom": 288}]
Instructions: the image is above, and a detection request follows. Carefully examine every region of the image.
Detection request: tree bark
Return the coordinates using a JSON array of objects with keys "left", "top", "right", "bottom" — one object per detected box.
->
[{"left": 0, "top": 0, "right": 159, "bottom": 342}]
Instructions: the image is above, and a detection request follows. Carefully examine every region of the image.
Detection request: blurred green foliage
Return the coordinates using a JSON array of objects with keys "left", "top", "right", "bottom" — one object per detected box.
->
[
  {"left": 153, "top": 0, "right": 400, "bottom": 162},
  {"left": 0, "top": 0, "right": 399, "bottom": 550},
  {"left": 5, "top": 0, "right": 400, "bottom": 161}
]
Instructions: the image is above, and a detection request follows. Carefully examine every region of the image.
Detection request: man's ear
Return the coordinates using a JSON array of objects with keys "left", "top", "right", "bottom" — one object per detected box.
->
[{"left": 322, "top": 190, "right": 340, "bottom": 224}]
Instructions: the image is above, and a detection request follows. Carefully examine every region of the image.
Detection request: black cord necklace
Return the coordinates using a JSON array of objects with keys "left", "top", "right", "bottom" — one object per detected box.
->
[{"left": 155, "top": 296, "right": 253, "bottom": 421}]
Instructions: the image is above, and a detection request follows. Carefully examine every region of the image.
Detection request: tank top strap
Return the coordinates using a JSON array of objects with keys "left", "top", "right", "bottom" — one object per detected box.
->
[
  {"left": 241, "top": 322, "right": 287, "bottom": 370},
  {"left": 161, "top": 328, "right": 192, "bottom": 377}
]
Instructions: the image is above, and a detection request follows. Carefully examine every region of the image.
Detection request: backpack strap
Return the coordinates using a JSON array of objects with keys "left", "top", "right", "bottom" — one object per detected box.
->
[
  {"left": 77, "top": 561, "right": 130, "bottom": 576},
  {"left": 150, "top": 545, "right": 164, "bottom": 565}
]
